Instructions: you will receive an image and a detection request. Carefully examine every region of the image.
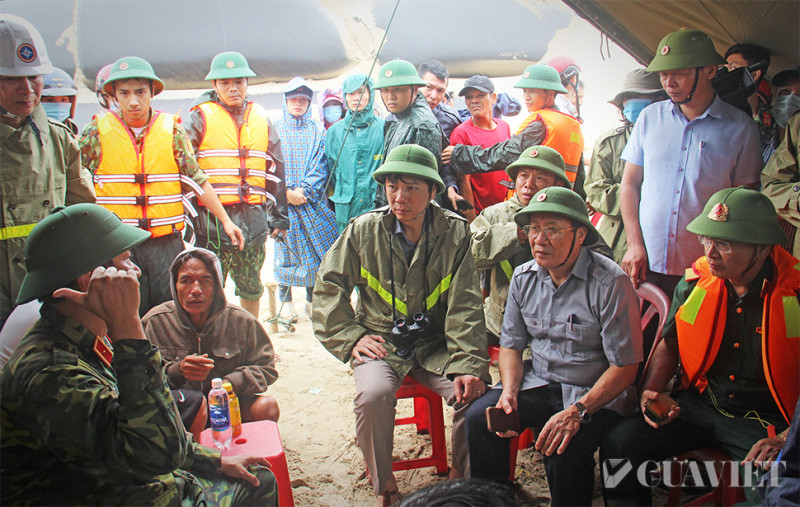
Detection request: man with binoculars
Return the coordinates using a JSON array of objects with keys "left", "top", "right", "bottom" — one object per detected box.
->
[{"left": 312, "top": 144, "right": 490, "bottom": 505}]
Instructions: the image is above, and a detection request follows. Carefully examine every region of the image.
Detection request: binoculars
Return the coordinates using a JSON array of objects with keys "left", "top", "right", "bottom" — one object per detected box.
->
[{"left": 390, "top": 312, "right": 433, "bottom": 361}]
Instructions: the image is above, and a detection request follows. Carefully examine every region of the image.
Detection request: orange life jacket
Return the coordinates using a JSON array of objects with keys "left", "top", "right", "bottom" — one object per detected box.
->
[
  {"left": 193, "top": 101, "right": 278, "bottom": 207},
  {"left": 515, "top": 108, "right": 583, "bottom": 184},
  {"left": 94, "top": 111, "right": 185, "bottom": 238},
  {"left": 675, "top": 247, "right": 800, "bottom": 423}
]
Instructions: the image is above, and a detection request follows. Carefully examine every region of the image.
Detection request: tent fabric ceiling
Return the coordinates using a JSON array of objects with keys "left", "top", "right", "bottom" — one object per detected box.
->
[{"left": 562, "top": 0, "right": 799, "bottom": 79}]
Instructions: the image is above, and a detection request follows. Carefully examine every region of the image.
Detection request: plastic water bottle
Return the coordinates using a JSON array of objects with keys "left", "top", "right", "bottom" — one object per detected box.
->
[
  {"left": 223, "top": 380, "right": 242, "bottom": 437},
  {"left": 208, "top": 378, "right": 232, "bottom": 449}
]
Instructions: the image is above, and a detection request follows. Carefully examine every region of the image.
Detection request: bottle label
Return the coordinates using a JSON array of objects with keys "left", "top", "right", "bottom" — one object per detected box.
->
[{"left": 209, "top": 402, "right": 230, "bottom": 431}]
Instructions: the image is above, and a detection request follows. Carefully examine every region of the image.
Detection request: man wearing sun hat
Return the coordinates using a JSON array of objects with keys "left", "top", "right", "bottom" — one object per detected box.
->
[
  {"left": 466, "top": 186, "right": 642, "bottom": 505},
  {"left": 372, "top": 59, "right": 451, "bottom": 207},
  {"left": 183, "top": 51, "right": 288, "bottom": 318},
  {"left": 0, "top": 14, "right": 96, "bottom": 328},
  {"left": 0, "top": 203, "right": 276, "bottom": 505},
  {"left": 619, "top": 29, "right": 762, "bottom": 298},
  {"left": 313, "top": 144, "right": 489, "bottom": 504},
  {"left": 443, "top": 63, "right": 585, "bottom": 196},
  {"left": 603, "top": 187, "right": 799, "bottom": 505},
  {"left": 79, "top": 56, "right": 243, "bottom": 316}
]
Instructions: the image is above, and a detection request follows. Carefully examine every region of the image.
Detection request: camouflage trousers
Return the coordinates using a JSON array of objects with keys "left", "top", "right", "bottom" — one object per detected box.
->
[
  {"left": 181, "top": 466, "right": 276, "bottom": 507},
  {"left": 209, "top": 243, "right": 266, "bottom": 301}
]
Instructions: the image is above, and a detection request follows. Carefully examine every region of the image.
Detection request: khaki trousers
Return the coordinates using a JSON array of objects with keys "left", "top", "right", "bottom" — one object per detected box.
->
[{"left": 353, "top": 357, "right": 469, "bottom": 494}]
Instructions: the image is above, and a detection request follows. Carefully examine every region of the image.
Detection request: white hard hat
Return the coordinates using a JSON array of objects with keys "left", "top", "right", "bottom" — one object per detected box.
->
[{"left": 0, "top": 14, "right": 53, "bottom": 77}]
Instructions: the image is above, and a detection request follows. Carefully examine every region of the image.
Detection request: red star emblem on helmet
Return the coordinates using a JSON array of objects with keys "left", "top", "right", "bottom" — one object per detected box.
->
[
  {"left": 661, "top": 45, "right": 670, "bottom": 55},
  {"left": 708, "top": 203, "right": 729, "bottom": 222},
  {"left": 537, "top": 193, "right": 547, "bottom": 202}
]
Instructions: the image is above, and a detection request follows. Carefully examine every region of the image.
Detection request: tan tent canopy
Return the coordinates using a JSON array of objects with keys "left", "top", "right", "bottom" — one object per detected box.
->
[{"left": 562, "top": 0, "right": 799, "bottom": 78}]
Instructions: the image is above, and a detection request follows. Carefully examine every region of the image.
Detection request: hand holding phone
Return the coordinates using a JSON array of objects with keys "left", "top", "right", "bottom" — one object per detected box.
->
[
  {"left": 643, "top": 392, "right": 678, "bottom": 425},
  {"left": 486, "top": 406, "right": 520, "bottom": 434}
]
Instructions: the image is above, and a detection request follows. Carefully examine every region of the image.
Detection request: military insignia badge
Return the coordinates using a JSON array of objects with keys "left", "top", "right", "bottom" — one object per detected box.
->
[
  {"left": 226, "top": 60, "right": 235, "bottom": 68},
  {"left": 708, "top": 203, "right": 729, "bottom": 222},
  {"left": 661, "top": 45, "right": 670, "bottom": 55},
  {"left": 119, "top": 62, "right": 129, "bottom": 71},
  {"left": 385, "top": 70, "right": 393, "bottom": 77},
  {"left": 537, "top": 193, "right": 547, "bottom": 202},
  {"left": 16, "top": 43, "right": 36, "bottom": 63},
  {"left": 93, "top": 334, "right": 114, "bottom": 368},
  {"left": 523, "top": 71, "right": 530, "bottom": 78}
]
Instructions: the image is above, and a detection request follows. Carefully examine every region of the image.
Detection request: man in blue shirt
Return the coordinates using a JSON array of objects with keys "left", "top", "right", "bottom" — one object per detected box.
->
[
  {"left": 466, "top": 187, "right": 642, "bottom": 506},
  {"left": 620, "top": 29, "right": 762, "bottom": 297}
]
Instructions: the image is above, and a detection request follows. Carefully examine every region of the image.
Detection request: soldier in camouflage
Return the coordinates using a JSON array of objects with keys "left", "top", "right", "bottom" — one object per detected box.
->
[{"left": 0, "top": 203, "right": 276, "bottom": 506}]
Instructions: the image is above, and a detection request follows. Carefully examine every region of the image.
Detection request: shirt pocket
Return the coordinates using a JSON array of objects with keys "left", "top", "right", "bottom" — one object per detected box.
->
[
  {"left": 693, "top": 143, "right": 735, "bottom": 190},
  {"left": 521, "top": 313, "right": 550, "bottom": 355},
  {"left": 564, "top": 321, "right": 603, "bottom": 360},
  {"left": 211, "top": 344, "right": 242, "bottom": 361},
  {"left": 159, "top": 346, "right": 192, "bottom": 363}
]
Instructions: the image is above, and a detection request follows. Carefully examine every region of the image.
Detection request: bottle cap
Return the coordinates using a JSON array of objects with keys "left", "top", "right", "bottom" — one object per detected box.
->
[
  {"left": 222, "top": 381, "right": 234, "bottom": 392},
  {"left": 211, "top": 377, "right": 223, "bottom": 388}
]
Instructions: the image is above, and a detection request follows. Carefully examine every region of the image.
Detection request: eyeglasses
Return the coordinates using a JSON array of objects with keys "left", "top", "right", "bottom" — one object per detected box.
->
[
  {"left": 697, "top": 235, "right": 742, "bottom": 255},
  {"left": 523, "top": 225, "right": 577, "bottom": 240}
]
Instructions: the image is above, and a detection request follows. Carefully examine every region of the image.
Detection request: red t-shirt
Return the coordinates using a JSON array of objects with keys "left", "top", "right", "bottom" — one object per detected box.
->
[{"left": 450, "top": 118, "right": 512, "bottom": 212}]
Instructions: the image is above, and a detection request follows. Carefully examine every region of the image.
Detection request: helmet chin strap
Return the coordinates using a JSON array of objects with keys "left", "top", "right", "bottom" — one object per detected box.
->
[
  {"left": 734, "top": 245, "right": 766, "bottom": 281},
  {"left": 552, "top": 229, "right": 579, "bottom": 269},
  {"left": 671, "top": 68, "right": 700, "bottom": 105}
]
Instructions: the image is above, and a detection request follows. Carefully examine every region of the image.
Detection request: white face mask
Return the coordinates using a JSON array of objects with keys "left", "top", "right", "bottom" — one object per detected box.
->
[{"left": 772, "top": 94, "right": 800, "bottom": 128}]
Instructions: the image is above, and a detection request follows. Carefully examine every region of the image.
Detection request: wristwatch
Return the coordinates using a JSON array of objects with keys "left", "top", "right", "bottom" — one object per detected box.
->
[{"left": 572, "top": 402, "right": 592, "bottom": 424}]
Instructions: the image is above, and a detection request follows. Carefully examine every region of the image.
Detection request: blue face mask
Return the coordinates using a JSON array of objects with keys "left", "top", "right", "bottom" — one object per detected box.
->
[
  {"left": 43, "top": 102, "right": 71, "bottom": 122},
  {"left": 323, "top": 105, "right": 342, "bottom": 123},
  {"left": 772, "top": 94, "right": 800, "bottom": 128},
  {"left": 622, "top": 98, "right": 652, "bottom": 124}
]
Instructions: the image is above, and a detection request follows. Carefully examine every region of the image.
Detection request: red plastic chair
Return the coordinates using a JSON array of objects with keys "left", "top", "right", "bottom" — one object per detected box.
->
[
  {"left": 199, "top": 420, "right": 295, "bottom": 506},
  {"left": 635, "top": 281, "right": 672, "bottom": 387},
  {"left": 392, "top": 376, "right": 449, "bottom": 474}
]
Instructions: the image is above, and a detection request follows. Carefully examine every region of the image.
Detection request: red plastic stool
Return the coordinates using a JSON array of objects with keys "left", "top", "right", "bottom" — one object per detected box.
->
[
  {"left": 392, "top": 376, "right": 449, "bottom": 474},
  {"left": 488, "top": 345, "right": 500, "bottom": 366},
  {"left": 199, "top": 420, "right": 295, "bottom": 506},
  {"left": 508, "top": 427, "right": 535, "bottom": 481}
]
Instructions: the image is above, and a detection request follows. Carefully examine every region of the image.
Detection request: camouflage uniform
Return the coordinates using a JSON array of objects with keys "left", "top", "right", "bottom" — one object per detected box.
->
[{"left": 0, "top": 303, "right": 276, "bottom": 506}]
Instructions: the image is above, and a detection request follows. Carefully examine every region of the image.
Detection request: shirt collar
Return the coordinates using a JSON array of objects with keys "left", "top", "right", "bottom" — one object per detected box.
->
[
  {"left": 670, "top": 93, "right": 723, "bottom": 121},
  {"left": 40, "top": 301, "right": 100, "bottom": 353},
  {"left": 534, "top": 247, "right": 591, "bottom": 282}
]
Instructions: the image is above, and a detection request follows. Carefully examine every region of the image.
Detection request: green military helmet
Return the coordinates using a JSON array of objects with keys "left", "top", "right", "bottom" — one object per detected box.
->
[
  {"left": 205, "top": 51, "right": 256, "bottom": 80},
  {"left": 646, "top": 28, "right": 724, "bottom": 72},
  {"left": 514, "top": 187, "right": 599, "bottom": 244},
  {"left": 16, "top": 204, "right": 151, "bottom": 305},
  {"left": 373, "top": 59, "right": 427, "bottom": 89},
  {"left": 514, "top": 64, "right": 568, "bottom": 93},
  {"left": 373, "top": 144, "right": 445, "bottom": 193},
  {"left": 505, "top": 146, "right": 570, "bottom": 187},
  {"left": 102, "top": 56, "right": 165, "bottom": 96},
  {"left": 686, "top": 186, "right": 788, "bottom": 245}
]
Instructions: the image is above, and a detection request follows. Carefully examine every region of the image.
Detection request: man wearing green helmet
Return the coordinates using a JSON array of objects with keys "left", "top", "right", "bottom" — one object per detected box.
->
[
  {"left": 0, "top": 14, "right": 96, "bottom": 328},
  {"left": 470, "top": 146, "right": 571, "bottom": 342},
  {"left": 372, "top": 59, "right": 452, "bottom": 208},
  {"left": 443, "top": 63, "right": 585, "bottom": 197},
  {"left": 466, "top": 186, "right": 642, "bottom": 505},
  {"left": 619, "top": 29, "right": 762, "bottom": 299},
  {"left": 0, "top": 203, "right": 276, "bottom": 505},
  {"left": 184, "top": 51, "right": 289, "bottom": 319},
  {"left": 313, "top": 144, "right": 490, "bottom": 504},
  {"left": 79, "top": 56, "right": 244, "bottom": 316},
  {"left": 602, "top": 187, "right": 798, "bottom": 505}
]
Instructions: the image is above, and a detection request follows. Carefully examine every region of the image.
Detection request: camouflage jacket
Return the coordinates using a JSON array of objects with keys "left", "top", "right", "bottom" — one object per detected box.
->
[{"left": 0, "top": 303, "right": 220, "bottom": 506}]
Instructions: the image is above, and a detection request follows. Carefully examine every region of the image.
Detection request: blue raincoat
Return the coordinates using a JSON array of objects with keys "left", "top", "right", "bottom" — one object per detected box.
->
[
  {"left": 274, "top": 78, "right": 338, "bottom": 287},
  {"left": 325, "top": 74, "right": 385, "bottom": 232}
]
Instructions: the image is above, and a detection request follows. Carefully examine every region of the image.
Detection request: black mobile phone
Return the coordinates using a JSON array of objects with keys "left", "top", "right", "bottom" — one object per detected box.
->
[
  {"left": 643, "top": 393, "right": 677, "bottom": 423},
  {"left": 486, "top": 407, "right": 521, "bottom": 433}
]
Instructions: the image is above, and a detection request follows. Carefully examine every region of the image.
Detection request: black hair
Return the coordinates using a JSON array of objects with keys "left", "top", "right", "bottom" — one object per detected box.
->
[
  {"left": 385, "top": 173, "right": 436, "bottom": 193},
  {"left": 725, "top": 43, "right": 770, "bottom": 82},
  {"left": 418, "top": 60, "right": 449, "bottom": 82}
]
